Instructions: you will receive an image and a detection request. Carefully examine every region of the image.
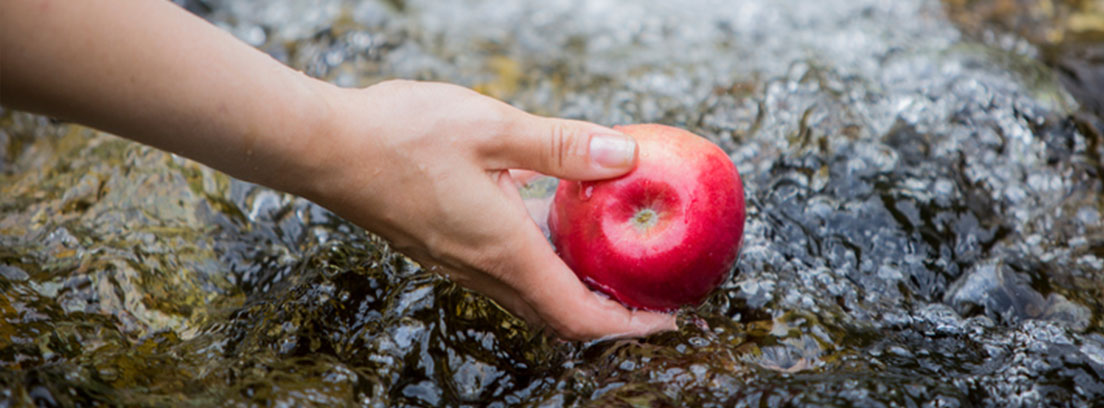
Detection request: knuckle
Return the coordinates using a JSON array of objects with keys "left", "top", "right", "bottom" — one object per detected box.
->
[
  {"left": 547, "top": 121, "right": 573, "bottom": 173},
  {"left": 548, "top": 319, "right": 593, "bottom": 341},
  {"left": 480, "top": 110, "right": 513, "bottom": 145},
  {"left": 472, "top": 241, "right": 518, "bottom": 282},
  {"left": 470, "top": 104, "right": 518, "bottom": 161}
]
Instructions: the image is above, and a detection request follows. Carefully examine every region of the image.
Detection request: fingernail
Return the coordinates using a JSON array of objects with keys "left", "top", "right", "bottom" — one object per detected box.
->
[{"left": 589, "top": 133, "right": 637, "bottom": 169}]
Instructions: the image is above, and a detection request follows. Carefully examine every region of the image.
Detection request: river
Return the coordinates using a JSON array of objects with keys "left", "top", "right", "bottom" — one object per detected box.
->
[{"left": 2, "top": 0, "right": 1102, "bottom": 406}]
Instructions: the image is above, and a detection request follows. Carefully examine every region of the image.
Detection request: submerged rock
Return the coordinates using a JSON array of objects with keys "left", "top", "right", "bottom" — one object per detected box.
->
[
  {"left": 3, "top": 0, "right": 1103, "bottom": 406},
  {"left": 944, "top": 260, "right": 1091, "bottom": 331}
]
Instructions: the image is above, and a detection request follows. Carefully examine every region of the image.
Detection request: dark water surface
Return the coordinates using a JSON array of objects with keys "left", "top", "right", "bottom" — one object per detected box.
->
[{"left": 3, "top": 0, "right": 1103, "bottom": 406}]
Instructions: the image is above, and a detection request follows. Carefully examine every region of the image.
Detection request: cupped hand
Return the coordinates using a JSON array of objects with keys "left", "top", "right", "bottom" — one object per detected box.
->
[{"left": 305, "top": 80, "right": 677, "bottom": 341}]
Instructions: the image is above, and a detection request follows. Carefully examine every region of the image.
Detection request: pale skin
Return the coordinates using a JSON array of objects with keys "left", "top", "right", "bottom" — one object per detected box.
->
[{"left": 0, "top": 0, "right": 676, "bottom": 340}]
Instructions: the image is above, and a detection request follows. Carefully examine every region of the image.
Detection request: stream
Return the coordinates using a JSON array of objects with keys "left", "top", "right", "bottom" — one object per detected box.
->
[{"left": 2, "top": 0, "right": 1103, "bottom": 406}]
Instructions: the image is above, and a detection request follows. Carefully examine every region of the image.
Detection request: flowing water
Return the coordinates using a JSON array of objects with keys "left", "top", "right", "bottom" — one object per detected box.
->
[{"left": 2, "top": 0, "right": 1103, "bottom": 406}]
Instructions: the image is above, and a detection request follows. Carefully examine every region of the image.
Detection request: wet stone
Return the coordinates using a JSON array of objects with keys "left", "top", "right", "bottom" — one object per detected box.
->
[{"left": 3, "top": 0, "right": 1104, "bottom": 406}]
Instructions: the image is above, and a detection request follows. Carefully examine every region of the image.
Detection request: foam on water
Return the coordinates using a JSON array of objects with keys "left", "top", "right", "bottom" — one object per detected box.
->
[{"left": 2, "top": 0, "right": 1101, "bottom": 406}]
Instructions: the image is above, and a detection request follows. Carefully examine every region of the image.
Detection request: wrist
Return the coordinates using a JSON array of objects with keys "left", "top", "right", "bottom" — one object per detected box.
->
[{"left": 251, "top": 74, "right": 344, "bottom": 201}]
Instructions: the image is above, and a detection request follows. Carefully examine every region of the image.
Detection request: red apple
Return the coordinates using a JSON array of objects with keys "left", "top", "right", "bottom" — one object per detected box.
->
[{"left": 547, "top": 124, "right": 745, "bottom": 311}]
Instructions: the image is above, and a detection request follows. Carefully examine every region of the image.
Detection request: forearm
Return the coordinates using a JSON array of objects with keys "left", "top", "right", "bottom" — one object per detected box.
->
[{"left": 0, "top": 0, "right": 335, "bottom": 195}]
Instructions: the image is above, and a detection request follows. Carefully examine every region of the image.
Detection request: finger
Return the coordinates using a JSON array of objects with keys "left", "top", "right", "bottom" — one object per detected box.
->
[
  {"left": 485, "top": 115, "right": 638, "bottom": 181},
  {"left": 495, "top": 170, "right": 552, "bottom": 231},
  {"left": 420, "top": 257, "right": 544, "bottom": 326},
  {"left": 525, "top": 251, "right": 677, "bottom": 341},
  {"left": 507, "top": 169, "right": 543, "bottom": 186},
  {"left": 459, "top": 275, "right": 544, "bottom": 328},
  {"left": 495, "top": 222, "right": 677, "bottom": 341},
  {"left": 491, "top": 171, "right": 677, "bottom": 340},
  {"left": 556, "top": 280, "right": 677, "bottom": 340}
]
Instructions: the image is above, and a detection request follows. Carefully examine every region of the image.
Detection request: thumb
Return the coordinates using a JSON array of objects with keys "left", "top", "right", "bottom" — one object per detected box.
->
[{"left": 488, "top": 115, "right": 638, "bottom": 180}]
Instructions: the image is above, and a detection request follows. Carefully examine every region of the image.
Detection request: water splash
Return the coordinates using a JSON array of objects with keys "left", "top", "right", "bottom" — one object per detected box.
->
[{"left": 4, "top": 0, "right": 1103, "bottom": 406}]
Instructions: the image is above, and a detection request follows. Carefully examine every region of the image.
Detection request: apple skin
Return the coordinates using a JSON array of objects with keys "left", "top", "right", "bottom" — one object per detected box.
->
[{"left": 547, "top": 124, "right": 746, "bottom": 311}]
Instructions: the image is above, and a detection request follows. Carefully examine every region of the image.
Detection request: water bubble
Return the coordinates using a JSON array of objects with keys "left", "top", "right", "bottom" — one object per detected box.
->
[{"left": 5, "top": 0, "right": 1103, "bottom": 405}]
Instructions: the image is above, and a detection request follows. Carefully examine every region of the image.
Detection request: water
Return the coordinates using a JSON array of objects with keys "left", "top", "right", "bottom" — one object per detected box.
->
[{"left": 2, "top": 0, "right": 1103, "bottom": 406}]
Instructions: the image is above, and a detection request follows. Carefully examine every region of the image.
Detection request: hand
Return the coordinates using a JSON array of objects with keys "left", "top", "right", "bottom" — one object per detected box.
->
[
  {"left": 304, "top": 80, "right": 677, "bottom": 340},
  {"left": 0, "top": 0, "right": 675, "bottom": 340}
]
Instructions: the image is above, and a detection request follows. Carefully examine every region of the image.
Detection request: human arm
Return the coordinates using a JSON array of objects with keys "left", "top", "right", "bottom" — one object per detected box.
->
[
  {"left": 0, "top": 0, "right": 677, "bottom": 340},
  {"left": 1, "top": 0, "right": 329, "bottom": 194}
]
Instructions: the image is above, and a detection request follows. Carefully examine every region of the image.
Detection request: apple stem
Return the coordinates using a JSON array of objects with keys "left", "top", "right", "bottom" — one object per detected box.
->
[{"left": 632, "top": 208, "right": 659, "bottom": 233}]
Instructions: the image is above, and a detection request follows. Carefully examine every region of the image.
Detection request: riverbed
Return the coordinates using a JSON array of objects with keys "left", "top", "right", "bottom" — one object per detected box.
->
[{"left": 2, "top": 0, "right": 1102, "bottom": 406}]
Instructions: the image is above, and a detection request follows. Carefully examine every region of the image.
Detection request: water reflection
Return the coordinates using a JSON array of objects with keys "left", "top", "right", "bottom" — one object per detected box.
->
[{"left": 3, "top": 0, "right": 1103, "bottom": 406}]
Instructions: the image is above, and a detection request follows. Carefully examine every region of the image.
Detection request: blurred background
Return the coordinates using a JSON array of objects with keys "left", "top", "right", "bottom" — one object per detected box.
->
[{"left": 2, "top": 0, "right": 1102, "bottom": 406}]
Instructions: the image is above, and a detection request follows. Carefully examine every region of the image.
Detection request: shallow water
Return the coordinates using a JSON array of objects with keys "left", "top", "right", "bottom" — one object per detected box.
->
[{"left": 3, "top": 0, "right": 1103, "bottom": 406}]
